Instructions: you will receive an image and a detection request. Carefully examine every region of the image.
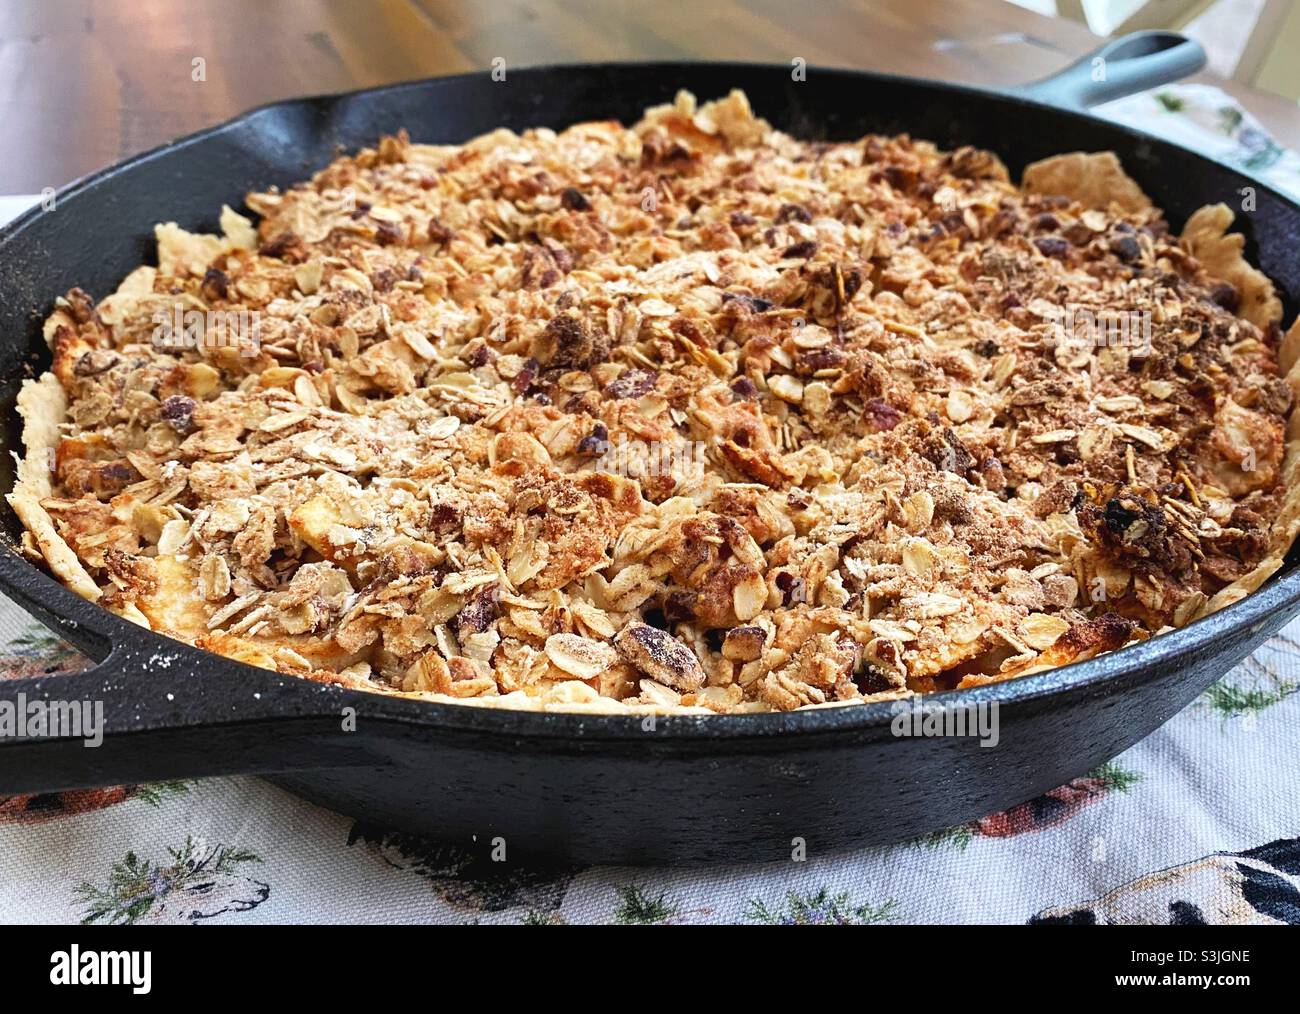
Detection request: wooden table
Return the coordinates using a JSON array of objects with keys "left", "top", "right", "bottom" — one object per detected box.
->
[{"left": 0, "top": 0, "right": 1296, "bottom": 193}]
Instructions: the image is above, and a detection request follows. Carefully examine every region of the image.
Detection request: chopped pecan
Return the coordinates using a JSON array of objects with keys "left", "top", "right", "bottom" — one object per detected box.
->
[{"left": 614, "top": 622, "right": 705, "bottom": 691}]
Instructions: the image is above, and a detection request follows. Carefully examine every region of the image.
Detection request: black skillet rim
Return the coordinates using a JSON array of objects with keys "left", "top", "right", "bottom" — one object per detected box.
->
[{"left": 2, "top": 59, "right": 1298, "bottom": 742}]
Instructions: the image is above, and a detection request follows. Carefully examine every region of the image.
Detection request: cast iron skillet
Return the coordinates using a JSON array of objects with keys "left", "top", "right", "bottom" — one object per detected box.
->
[{"left": 1, "top": 34, "right": 1297, "bottom": 864}]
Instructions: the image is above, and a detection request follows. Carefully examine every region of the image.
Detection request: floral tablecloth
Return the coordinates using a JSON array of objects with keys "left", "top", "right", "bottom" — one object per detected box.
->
[{"left": 2, "top": 83, "right": 1299, "bottom": 926}]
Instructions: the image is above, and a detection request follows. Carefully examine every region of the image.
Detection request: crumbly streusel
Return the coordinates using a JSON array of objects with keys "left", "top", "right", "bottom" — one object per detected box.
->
[{"left": 12, "top": 90, "right": 1300, "bottom": 714}]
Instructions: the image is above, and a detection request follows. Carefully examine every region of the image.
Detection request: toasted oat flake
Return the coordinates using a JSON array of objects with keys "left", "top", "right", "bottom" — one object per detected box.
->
[
  {"left": 732, "top": 570, "right": 768, "bottom": 622},
  {"left": 545, "top": 632, "right": 617, "bottom": 680},
  {"left": 1117, "top": 422, "right": 1169, "bottom": 450},
  {"left": 1031, "top": 429, "right": 1078, "bottom": 444},
  {"left": 1020, "top": 612, "right": 1071, "bottom": 650},
  {"left": 768, "top": 375, "right": 804, "bottom": 404},
  {"left": 639, "top": 298, "right": 676, "bottom": 317}
]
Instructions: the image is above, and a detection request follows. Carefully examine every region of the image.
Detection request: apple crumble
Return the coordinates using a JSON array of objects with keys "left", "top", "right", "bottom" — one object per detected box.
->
[{"left": 10, "top": 90, "right": 1300, "bottom": 714}]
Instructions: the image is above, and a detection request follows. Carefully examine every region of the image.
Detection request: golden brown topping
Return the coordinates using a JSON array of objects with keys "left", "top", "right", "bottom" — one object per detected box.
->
[{"left": 10, "top": 88, "right": 1296, "bottom": 714}]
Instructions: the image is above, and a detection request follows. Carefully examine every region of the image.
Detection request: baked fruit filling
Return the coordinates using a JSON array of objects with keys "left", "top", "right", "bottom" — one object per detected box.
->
[{"left": 10, "top": 90, "right": 1300, "bottom": 713}]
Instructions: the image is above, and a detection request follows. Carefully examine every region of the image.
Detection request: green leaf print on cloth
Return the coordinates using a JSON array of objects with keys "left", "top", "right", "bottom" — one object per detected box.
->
[
  {"left": 76, "top": 838, "right": 267, "bottom": 925},
  {"left": 745, "top": 889, "right": 898, "bottom": 925},
  {"left": 1199, "top": 635, "right": 1300, "bottom": 719},
  {"left": 614, "top": 884, "right": 679, "bottom": 925}
]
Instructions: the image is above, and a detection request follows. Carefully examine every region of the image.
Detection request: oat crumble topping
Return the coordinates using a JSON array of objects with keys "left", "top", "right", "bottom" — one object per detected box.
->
[{"left": 11, "top": 90, "right": 1300, "bottom": 714}]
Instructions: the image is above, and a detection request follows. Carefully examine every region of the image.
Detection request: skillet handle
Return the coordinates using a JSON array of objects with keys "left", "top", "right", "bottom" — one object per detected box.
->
[
  {"left": 0, "top": 649, "right": 387, "bottom": 795},
  {"left": 0, "top": 550, "right": 391, "bottom": 794},
  {"left": 1014, "top": 30, "right": 1206, "bottom": 109}
]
